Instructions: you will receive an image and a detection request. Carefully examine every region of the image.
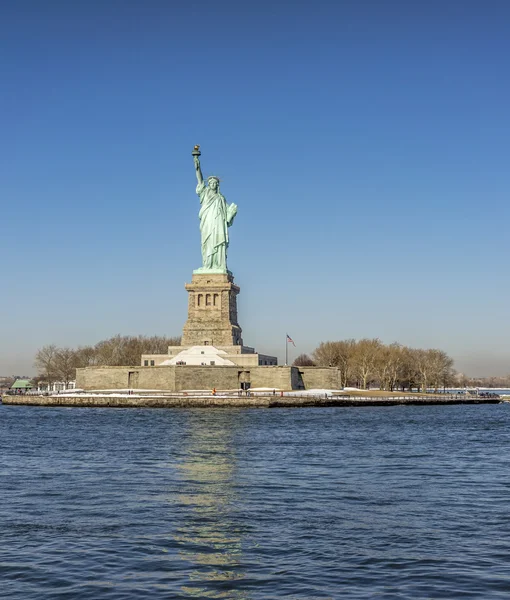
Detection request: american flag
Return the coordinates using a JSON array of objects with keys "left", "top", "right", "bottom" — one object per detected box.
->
[{"left": 286, "top": 334, "right": 296, "bottom": 346}]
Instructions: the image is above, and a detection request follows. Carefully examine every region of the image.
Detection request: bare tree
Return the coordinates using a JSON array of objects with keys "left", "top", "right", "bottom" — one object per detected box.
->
[
  {"left": 54, "top": 348, "right": 78, "bottom": 385},
  {"left": 352, "top": 338, "right": 382, "bottom": 389},
  {"left": 313, "top": 341, "right": 342, "bottom": 368},
  {"left": 427, "top": 349, "right": 454, "bottom": 391},
  {"left": 335, "top": 339, "right": 356, "bottom": 388},
  {"left": 93, "top": 335, "right": 181, "bottom": 366},
  {"left": 34, "top": 344, "right": 58, "bottom": 386},
  {"left": 74, "top": 345, "right": 98, "bottom": 368},
  {"left": 312, "top": 339, "right": 456, "bottom": 392},
  {"left": 34, "top": 335, "right": 182, "bottom": 378},
  {"left": 293, "top": 354, "right": 315, "bottom": 366},
  {"left": 399, "top": 347, "right": 420, "bottom": 391},
  {"left": 375, "top": 344, "right": 393, "bottom": 390},
  {"left": 30, "top": 374, "right": 46, "bottom": 389},
  {"left": 454, "top": 372, "right": 469, "bottom": 388},
  {"left": 0, "top": 376, "right": 15, "bottom": 390},
  {"left": 386, "top": 343, "right": 406, "bottom": 391},
  {"left": 410, "top": 349, "right": 427, "bottom": 392},
  {"left": 313, "top": 339, "right": 356, "bottom": 387}
]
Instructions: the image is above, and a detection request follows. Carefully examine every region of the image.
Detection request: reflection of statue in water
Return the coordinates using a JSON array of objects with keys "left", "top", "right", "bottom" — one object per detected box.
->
[
  {"left": 174, "top": 412, "right": 250, "bottom": 599},
  {"left": 192, "top": 145, "right": 237, "bottom": 273}
]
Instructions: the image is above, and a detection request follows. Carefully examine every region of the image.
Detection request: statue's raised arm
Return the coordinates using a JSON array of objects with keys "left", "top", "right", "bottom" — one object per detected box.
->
[{"left": 192, "top": 145, "right": 203, "bottom": 185}]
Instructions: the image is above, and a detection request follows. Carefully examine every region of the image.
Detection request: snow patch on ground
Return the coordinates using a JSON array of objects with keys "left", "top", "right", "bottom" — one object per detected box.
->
[{"left": 284, "top": 389, "right": 344, "bottom": 397}]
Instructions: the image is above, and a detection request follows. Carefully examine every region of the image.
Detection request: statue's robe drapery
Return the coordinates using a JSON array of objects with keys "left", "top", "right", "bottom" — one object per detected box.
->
[{"left": 196, "top": 181, "right": 237, "bottom": 271}]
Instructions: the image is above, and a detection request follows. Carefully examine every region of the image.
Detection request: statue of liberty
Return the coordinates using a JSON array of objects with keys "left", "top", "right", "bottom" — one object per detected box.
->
[{"left": 192, "top": 146, "right": 237, "bottom": 273}]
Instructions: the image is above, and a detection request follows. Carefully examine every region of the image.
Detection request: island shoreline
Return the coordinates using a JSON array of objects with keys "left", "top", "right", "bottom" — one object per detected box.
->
[{"left": 1, "top": 395, "right": 501, "bottom": 409}]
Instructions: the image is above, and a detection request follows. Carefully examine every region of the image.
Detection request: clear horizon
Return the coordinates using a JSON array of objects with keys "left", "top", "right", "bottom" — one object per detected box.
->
[{"left": 1, "top": 0, "right": 509, "bottom": 378}]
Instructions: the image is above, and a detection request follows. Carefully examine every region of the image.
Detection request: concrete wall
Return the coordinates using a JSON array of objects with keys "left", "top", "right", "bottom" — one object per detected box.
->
[
  {"left": 250, "top": 366, "right": 294, "bottom": 390},
  {"left": 140, "top": 354, "right": 168, "bottom": 366},
  {"left": 175, "top": 366, "right": 240, "bottom": 391},
  {"left": 224, "top": 354, "right": 260, "bottom": 367},
  {"left": 77, "top": 366, "right": 176, "bottom": 390},
  {"left": 218, "top": 345, "right": 255, "bottom": 355},
  {"left": 141, "top": 351, "right": 276, "bottom": 368},
  {"left": 78, "top": 365, "right": 247, "bottom": 391},
  {"left": 298, "top": 367, "right": 341, "bottom": 390},
  {"left": 182, "top": 274, "right": 242, "bottom": 346},
  {"left": 77, "top": 367, "right": 130, "bottom": 390},
  {"left": 77, "top": 364, "right": 339, "bottom": 392},
  {"left": 4, "top": 394, "right": 498, "bottom": 409},
  {"left": 257, "top": 353, "right": 278, "bottom": 366}
]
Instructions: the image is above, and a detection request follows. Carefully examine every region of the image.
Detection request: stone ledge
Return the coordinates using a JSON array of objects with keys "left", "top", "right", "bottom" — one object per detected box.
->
[{"left": 1, "top": 395, "right": 501, "bottom": 409}]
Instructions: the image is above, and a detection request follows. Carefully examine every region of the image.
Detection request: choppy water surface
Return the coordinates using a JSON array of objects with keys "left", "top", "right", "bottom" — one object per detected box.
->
[{"left": 1, "top": 404, "right": 510, "bottom": 599}]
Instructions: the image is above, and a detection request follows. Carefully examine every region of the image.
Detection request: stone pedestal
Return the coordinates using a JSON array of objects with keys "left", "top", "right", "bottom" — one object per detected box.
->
[{"left": 181, "top": 273, "right": 243, "bottom": 347}]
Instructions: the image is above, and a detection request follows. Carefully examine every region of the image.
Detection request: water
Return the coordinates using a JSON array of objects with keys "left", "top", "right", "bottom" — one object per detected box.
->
[{"left": 1, "top": 404, "right": 510, "bottom": 599}]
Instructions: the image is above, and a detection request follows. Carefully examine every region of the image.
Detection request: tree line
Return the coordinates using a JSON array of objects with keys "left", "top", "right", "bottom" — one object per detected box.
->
[
  {"left": 293, "top": 339, "right": 456, "bottom": 391},
  {"left": 32, "top": 335, "right": 508, "bottom": 391},
  {"left": 34, "top": 334, "right": 181, "bottom": 386}
]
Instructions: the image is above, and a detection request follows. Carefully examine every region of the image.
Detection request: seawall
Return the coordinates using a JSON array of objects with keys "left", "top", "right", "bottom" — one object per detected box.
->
[{"left": 1, "top": 394, "right": 501, "bottom": 409}]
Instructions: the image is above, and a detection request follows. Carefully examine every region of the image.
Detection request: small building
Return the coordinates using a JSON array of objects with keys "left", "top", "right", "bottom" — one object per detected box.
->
[
  {"left": 141, "top": 344, "right": 277, "bottom": 368},
  {"left": 10, "top": 379, "right": 34, "bottom": 393},
  {"left": 36, "top": 381, "right": 76, "bottom": 393}
]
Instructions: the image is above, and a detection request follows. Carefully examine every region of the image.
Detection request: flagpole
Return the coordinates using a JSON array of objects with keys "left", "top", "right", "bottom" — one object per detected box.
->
[{"left": 285, "top": 334, "right": 288, "bottom": 366}]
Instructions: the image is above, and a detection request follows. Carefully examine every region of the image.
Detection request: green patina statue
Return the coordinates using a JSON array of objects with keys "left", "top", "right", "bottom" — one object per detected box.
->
[{"left": 192, "top": 145, "right": 237, "bottom": 274}]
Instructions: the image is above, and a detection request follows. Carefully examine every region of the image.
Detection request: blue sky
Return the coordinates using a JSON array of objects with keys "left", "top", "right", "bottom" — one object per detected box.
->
[{"left": 1, "top": 0, "right": 509, "bottom": 376}]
